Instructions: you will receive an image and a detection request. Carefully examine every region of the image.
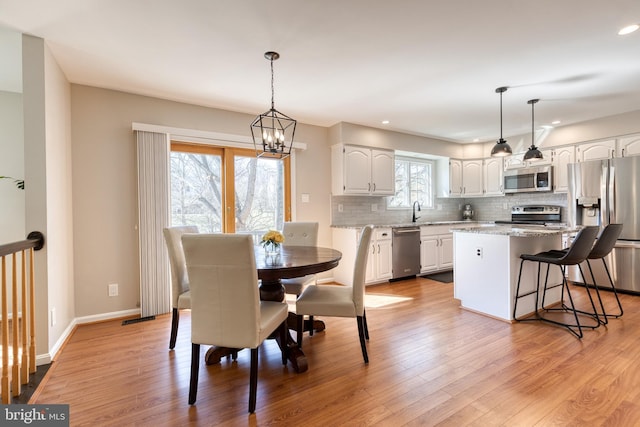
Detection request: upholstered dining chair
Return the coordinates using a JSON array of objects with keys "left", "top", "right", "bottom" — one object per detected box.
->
[
  {"left": 281, "top": 222, "right": 319, "bottom": 296},
  {"left": 295, "top": 224, "right": 374, "bottom": 363},
  {"left": 281, "top": 222, "right": 319, "bottom": 347},
  {"left": 163, "top": 225, "right": 198, "bottom": 349},
  {"left": 182, "top": 233, "right": 289, "bottom": 413}
]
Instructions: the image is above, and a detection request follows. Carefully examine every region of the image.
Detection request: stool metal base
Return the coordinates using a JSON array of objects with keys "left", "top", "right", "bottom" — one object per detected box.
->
[{"left": 514, "top": 259, "right": 601, "bottom": 339}]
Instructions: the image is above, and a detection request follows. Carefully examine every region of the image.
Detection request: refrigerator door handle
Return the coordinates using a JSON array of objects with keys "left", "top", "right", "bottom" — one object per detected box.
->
[{"left": 608, "top": 161, "right": 615, "bottom": 224}]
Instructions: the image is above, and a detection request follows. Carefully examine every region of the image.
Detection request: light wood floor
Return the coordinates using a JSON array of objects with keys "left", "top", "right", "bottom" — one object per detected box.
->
[{"left": 33, "top": 277, "right": 640, "bottom": 426}]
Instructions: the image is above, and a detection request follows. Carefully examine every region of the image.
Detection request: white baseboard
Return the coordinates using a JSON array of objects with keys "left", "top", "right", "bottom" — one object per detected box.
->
[{"left": 38, "top": 308, "right": 141, "bottom": 365}]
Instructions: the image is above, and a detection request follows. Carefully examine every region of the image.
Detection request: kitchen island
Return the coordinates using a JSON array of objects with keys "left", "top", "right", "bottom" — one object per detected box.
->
[{"left": 452, "top": 225, "right": 570, "bottom": 322}]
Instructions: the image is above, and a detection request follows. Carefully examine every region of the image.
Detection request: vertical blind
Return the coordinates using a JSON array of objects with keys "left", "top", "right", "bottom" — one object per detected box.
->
[{"left": 136, "top": 131, "right": 171, "bottom": 317}]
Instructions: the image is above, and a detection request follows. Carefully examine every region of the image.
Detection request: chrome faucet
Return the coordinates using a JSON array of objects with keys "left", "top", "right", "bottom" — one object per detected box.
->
[{"left": 412, "top": 201, "right": 421, "bottom": 223}]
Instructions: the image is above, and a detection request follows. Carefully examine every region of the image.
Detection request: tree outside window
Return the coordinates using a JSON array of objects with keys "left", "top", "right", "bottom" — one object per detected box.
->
[{"left": 388, "top": 157, "right": 434, "bottom": 209}]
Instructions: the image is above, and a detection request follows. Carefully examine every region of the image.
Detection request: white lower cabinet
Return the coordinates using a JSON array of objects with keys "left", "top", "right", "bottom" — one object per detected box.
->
[
  {"left": 420, "top": 226, "right": 453, "bottom": 274},
  {"left": 332, "top": 227, "right": 392, "bottom": 286},
  {"left": 365, "top": 228, "right": 393, "bottom": 283}
]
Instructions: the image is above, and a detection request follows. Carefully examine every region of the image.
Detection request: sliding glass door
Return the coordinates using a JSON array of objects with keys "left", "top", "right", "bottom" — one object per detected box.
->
[{"left": 170, "top": 142, "right": 291, "bottom": 238}]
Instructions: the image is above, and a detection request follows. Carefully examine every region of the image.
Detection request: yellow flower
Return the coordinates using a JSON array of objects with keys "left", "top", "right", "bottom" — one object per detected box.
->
[{"left": 261, "top": 230, "right": 284, "bottom": 248}]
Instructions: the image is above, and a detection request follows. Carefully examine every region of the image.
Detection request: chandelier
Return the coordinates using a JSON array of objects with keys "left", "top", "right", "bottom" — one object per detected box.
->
[{"left": 250, "top": 51, "right": 297, "bottom": 159}]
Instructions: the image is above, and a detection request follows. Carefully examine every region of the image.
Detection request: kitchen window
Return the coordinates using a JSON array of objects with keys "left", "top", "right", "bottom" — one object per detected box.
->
[
  {"left": 387, "top": 156, "right": 434, "bottom": 209},
  {"left": 169, "top": 142, "right": 291, "bottom": 239}
]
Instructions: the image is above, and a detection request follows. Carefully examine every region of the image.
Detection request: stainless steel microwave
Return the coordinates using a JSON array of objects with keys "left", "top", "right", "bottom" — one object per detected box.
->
[{"left": 503, "top": 165, "right": 553, "bottom": 193}]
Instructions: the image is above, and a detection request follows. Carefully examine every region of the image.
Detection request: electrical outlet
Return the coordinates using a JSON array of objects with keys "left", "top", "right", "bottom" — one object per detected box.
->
[
  {"left": 50, "top": 308, "right": 56, "bottom": 327},
  {"left": 371, "top": 203, "right": 378, "bottom": 212},
  {"left": 108, "top": 283, "right": 119, "bottom": 297},
  {"left": 476, "top": 247, "right": 483, "bottom": 258},
  {"left": 338, "top": 203, "right": 344, "bottom": 213}
]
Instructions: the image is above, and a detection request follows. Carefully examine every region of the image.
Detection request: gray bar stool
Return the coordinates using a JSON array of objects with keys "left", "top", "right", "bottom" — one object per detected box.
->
[
  {"left": 584, "top": 224, "right": 624, "bottom": 322},
  {"left": 513, "top": 226, "right": 600, "bottom": 338}
]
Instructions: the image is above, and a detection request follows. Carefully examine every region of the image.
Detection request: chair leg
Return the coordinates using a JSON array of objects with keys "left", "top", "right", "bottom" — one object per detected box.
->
[
  {"left": 188, "top": 343, "right": 200, "bottom": 405},
  {"left": 601, "top": 258, "right": 624, "bottom": 317},
  {"left": 513, "top": 259, "right": 542, "bottom": 321},
  {"left": 309, "top": 316, "right": 314, "bottom": 336},
  {"left": 249, "top": 347, "right": 259, "bottom": 413},
  {"left": 574, "top": 263, "right": 602, "bottom": 326},
  {"left": 169, "top": 308, "right": 179, "bottom": 349},
  {"left": 363, "top": 310, "right": 369, "bottom": 340},
  {"left": 585, "top": 259, "right": 608, "bottom": 325},
  {"left": 357, "top": 316, "right": 369, "bottom": 364}
]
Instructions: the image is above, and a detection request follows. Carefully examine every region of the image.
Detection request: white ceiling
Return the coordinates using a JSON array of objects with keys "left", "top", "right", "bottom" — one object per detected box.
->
[{"left": 1, "top": 0, "right": 639, "bottom": 143}]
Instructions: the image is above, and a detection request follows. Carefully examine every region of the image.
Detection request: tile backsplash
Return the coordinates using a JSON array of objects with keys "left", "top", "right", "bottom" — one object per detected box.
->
[{"left": 331, "top": 193, "right": 569, "bottom": 226}]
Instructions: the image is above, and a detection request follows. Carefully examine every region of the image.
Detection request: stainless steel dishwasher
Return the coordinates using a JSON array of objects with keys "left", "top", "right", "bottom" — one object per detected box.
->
[{"left": 392, "top": 227, "right": 421, "bottom": 279}]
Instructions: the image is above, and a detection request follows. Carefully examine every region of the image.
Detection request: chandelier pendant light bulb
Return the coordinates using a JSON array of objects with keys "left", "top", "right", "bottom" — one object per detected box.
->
[
  {"left": 523, "top": 99, "right": 544, "bottom": 161},
  {"left": 250, "top": 51, "right": 297, "bottom": 159},
  {"left": 491, "top": 86, "right": 512, "bottom": 157}
]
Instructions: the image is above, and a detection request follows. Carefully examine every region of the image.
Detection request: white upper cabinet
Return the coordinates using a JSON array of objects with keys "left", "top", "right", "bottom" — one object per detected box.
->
[
  {"left": 505, "top": 149, "right": 553, "bottom": 169},
  {"left": 504, "top": 153, "right": 526, "bottom": 170},
  {"left": 552, "top": 146, "right": 575, "bottom": 193},
  {"left": 370, "top": 149, "right": 395, "bottom": 194},
  {"left": 483, "top": 157, "right": 503, "bottom": 196},
  {"left": 331, "top": 144, "right": 394, "bottom": 195},
  {"left": 448, "top": 159, "right": 463, "bottom": 197},
  {"left": 462, "top": 160, "right": 483, "bottom": 196},
  {"left": 576, "top": 139, "right": 616, "bottom": 162},
  {"left": 617, "top": 134, "right": 640, "bottom": 158},
  {"left": 531, "top": 148, "right": 554, "bottom": 166}
]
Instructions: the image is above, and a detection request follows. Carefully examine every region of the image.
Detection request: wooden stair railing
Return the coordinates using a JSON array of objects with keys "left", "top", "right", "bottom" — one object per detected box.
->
[{"left": 0, "top": 231, "right": 45, "bottom": 403}]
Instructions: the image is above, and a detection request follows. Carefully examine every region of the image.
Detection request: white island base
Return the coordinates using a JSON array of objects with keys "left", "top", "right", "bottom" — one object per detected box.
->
[{"left": 453, "top": 227, "right": 565, "bottom": 322}]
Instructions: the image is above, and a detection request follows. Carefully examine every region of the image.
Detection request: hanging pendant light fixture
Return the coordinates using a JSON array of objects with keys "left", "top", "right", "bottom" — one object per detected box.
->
[
  {"left": 523, "top": 99, "right": 543, "bottom": 161},
  {"left": 490, "top": 86, "right": 512, "bottom": 157},
  {"left": 250, "top": 51, "right": 297, "bottom": 159}
]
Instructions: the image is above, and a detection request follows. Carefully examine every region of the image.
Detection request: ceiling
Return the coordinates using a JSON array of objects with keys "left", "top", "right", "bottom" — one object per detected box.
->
[{"left": 1, "top": 0, "right": 639, "bottom": 144}]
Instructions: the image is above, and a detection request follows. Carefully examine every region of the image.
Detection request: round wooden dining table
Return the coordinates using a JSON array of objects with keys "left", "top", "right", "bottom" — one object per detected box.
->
[{"left": 204, "top": 245, "right": 342, "bottom": 373}]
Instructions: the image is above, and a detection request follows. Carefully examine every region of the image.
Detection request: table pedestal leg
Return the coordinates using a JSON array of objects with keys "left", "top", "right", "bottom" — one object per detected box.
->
[
  {"left": 260, "top": 279, "right": 308, "bottom": 373},
  {"left": 205, "top": 346, "right": 240, "bottom": 365}
]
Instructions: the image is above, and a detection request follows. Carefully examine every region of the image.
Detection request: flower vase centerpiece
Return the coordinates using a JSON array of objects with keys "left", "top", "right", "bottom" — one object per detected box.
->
[{"left": 261, "top": 230, "right": 284, "bottom": 256}]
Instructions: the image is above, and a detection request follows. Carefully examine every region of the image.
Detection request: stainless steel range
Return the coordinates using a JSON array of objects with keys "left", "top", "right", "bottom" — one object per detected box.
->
[{"left": 495, "top": 205, "right": 562, "bottom": 225}]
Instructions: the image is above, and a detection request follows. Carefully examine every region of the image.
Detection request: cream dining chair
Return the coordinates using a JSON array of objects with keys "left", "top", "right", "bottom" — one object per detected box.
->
[
  {"left": 281, "top": 222, "right": 319, "bottom": 347},
  {"left": 295, "top": 224, "right": 373, "bottom": 363},
  {"left": 163, "top": 225, "right": 198, "bottom": 349},
  {"left": 182, "top": 233, "right": 289, "bottom": 413}
]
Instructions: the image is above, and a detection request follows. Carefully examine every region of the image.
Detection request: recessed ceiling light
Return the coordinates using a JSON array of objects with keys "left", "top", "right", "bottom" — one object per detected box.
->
[
  {"left": 473, "top": 138, "right": 479, "bottom": 142},
  {"left": 382, "top": 120, "right": 390, "bottom": 125},
  {"left": 551, "top": 120, "right": 561, "bottom": 125},
  {"left": 618, "top": 24, "right": 639, "bottom": 35}
]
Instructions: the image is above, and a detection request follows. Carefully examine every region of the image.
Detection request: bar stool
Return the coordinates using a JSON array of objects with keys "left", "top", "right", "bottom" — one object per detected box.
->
[
  {"left": 584, "top": 224, "right": 624, "bottom": 322},
  {"left": 513, "top": 226, "right": 600, "bottom": 338}
]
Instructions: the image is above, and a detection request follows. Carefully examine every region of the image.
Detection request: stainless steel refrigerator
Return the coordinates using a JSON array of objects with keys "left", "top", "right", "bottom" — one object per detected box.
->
[{"left": 567, "top": 156, "right": 640, "bottom": 293}]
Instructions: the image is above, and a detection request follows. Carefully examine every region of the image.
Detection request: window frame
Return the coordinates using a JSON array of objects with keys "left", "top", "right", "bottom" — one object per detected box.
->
[
  {"left": 387, "top": 155, "right": 435, "bottom": 210},
  {"left": 170, "top": 141, "right": 291, "bottom": 233}
]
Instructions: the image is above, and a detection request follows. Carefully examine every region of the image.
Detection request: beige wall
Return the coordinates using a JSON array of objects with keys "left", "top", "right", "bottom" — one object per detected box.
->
[
  {"left": 0, "top": 91, "right": 25, "bottom": 243},
  {"left": 70, "top": 85, "right": 333, "bottom": 317},
  {"left": 23, "top": 35, "right": 74, "bottom": 360},
  {"left": 44, "top": 42, "right": 74, "bottom": 354}
]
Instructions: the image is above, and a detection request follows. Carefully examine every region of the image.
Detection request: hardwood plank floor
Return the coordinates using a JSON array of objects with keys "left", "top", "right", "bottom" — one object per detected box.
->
[{"left": 32, "top": 277, "right": 640, "bottom": 426}]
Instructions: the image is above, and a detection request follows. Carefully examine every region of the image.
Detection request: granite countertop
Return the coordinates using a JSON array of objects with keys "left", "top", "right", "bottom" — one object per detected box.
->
[
  {"left": 331, "top": 220, "right": 490, "bottom": 229},
  {"left": 452, "top": 224, "right": 581, "bottom": 237}
]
